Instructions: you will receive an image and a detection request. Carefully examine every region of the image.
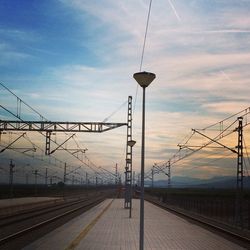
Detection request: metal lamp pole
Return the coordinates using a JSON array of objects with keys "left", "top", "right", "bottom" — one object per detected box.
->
[
  {"left": 140, "top": 86, "right": 146, "bottom": 250},
  {"left": 128, "top": 140, "right": 136, "bottom": 218},
  {"left": 133, "top": 71, "right": 155, "bottom": 250}
]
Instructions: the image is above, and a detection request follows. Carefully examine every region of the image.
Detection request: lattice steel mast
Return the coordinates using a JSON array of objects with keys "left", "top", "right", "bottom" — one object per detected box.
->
[
  {"left": 124, "top": 96, "right": 133, "bottom": 209},
  {"left": 236, "top": 116, "right": 244, "bottom": 227}
]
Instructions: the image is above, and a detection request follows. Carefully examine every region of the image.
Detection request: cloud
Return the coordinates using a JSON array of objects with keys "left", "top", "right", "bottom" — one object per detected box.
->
[
  {"left": 202, "top": 102, "right": 250, "bottom": 114},
  {"left": 0, "top": 27, "right": 41, "bottom": 66},
  {"left": 2, "top": 0, "right": 250, "bottom": 180},
  {"left": 0, "top": 28, "right": 40, "bottom": 42},
  {"left": 0, "top": 44, "right": 32, "bottom": 66}
]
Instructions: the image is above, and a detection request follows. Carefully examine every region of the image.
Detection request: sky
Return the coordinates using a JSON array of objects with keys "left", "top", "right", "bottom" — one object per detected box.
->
[{"left": 1, "top": 0, "right": 250, "bottom": 184}]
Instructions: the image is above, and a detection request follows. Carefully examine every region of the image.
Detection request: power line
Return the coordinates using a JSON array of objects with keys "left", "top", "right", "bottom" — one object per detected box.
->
[
  {"left": 0, "top": 82, "right": 105, "bottom": 176},
  {"left": 0, "top": 82, "right": 47, "bottom": 121},
  {"left": 243, "top": 138, "right": 250, "bottom": 177},
  {"left": 134, "top": 0, "right": 153, "bottom": 114},
  {"left": 202, "top": 107, "right": 250, "bottom": 130},
  {"left": 102, "top": 100, "right": 127, "bottom": 122},
  {"left": 139, "top": 0, "right": 153, "bottom": 72}
]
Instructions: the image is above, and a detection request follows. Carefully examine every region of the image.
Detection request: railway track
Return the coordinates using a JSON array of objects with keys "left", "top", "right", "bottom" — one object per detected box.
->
[
  {"left": 0, "top": 194, "right": 108, "bottom": 249},
  {"left": 146, "top": 195, "right": 250, "bottom": 249},
  {"left": 0, "top": 197, "right": 89, "bottom": 228}
]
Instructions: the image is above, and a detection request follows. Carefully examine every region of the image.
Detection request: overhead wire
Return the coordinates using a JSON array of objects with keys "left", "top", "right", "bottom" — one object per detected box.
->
[
  {"left": 0, "top": 82, "right": 104, "bottom": 179},
  {"left": 189, "top": 150, "right": 235, "bottom": 169},
  {"left": 203, "top": 107, "right": 250, "bottom": 130},
  {"left": 102, "top": 100, "right": 127, "bottom": 123},
  {"left": 154, "top": 115, "right": 248, "bottom": 179},
  {"left": 0, "top": 105, "right": 65, "bottom": 164},
  {"left": 243, "top": 137, "right": 250, "bottom": 177},
  {"left": 0, "top": 82, "right": 47, "bottom": 121},
  {"left": 133, "top": 0, "right": 153, "bottom": 115},
  {"left": 139, "top": 0, "right": 153, "bottom": 72}
]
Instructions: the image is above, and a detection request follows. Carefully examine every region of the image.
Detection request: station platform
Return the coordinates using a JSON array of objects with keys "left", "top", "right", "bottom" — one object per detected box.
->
[
  {"left": 0, "top": 197, "right": 63, "bottom": 217},
  {"left": 24, "top": 199, "right": 246, "bottom": 250}
]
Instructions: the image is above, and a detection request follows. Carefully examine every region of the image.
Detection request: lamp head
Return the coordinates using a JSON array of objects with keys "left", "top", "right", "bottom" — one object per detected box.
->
[
  {"left": 128, "top": 140, "right": 136, "bottom": 147},
  {"left": 133, "top": 71, "right": 156, "bottom": 88}
]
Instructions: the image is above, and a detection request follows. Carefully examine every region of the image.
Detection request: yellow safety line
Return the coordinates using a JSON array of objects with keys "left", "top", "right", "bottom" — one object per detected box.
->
[{"left": 65, "top": 199, "right": 114, "bottom": 250}]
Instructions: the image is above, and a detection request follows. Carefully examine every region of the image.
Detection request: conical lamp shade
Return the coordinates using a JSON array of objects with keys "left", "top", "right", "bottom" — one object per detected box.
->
[{"left": 133, "top": 71, "right": 156, "bottom": 87}]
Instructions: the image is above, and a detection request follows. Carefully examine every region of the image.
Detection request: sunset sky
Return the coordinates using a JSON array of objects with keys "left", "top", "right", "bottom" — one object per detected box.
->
[{"left": 1, "top": 0, "right": 250, "bottom": 183}]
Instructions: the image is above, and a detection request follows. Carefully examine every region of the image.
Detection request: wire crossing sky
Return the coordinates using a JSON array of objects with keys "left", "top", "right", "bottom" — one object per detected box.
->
[{"left": 1, "top": 0, "right": 250, "bottom": 180}]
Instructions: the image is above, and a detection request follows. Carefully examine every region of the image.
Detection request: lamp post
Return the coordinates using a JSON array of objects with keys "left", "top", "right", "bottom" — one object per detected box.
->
[
  {"left": 133, "top": 71, "right": 155, "bottom": 250},
  {"left": 9, "top": 160, "right": 15, "bottom": 198},
  {"left": 128, "top": 139, "right": 136, "bottom": 218}
]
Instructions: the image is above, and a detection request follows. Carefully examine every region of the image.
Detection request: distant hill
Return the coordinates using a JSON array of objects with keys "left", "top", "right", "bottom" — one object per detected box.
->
[{"left": 146, "top": 176, "right": 250, "bottom": 189}]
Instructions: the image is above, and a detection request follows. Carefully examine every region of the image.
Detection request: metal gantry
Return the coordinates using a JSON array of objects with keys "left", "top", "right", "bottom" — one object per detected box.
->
[
  {"left": 0, "top": 120, "right": 127, "bottom": 155},
  {"left": 149, "top": 161, "right": 171, "bottom": 188},
  {"left": 0, "top": 110, "right": 129, "bottom": 187},
  {"left": 1, "top": 82, "right": 132, "bottom": 188},
  {"left": 0, "top": 120, "right": 127, "bottom": 132},
  {"left": 176, "top": 116, "right": 246, "bottom": 227},
  {"left": 99, "top": 166, "right": 119, "bottom": 184}
]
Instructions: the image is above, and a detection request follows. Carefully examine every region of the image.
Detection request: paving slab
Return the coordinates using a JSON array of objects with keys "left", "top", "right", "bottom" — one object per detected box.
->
[{"left": 24, "top": 199, "right": 247, "bottom": 250}]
